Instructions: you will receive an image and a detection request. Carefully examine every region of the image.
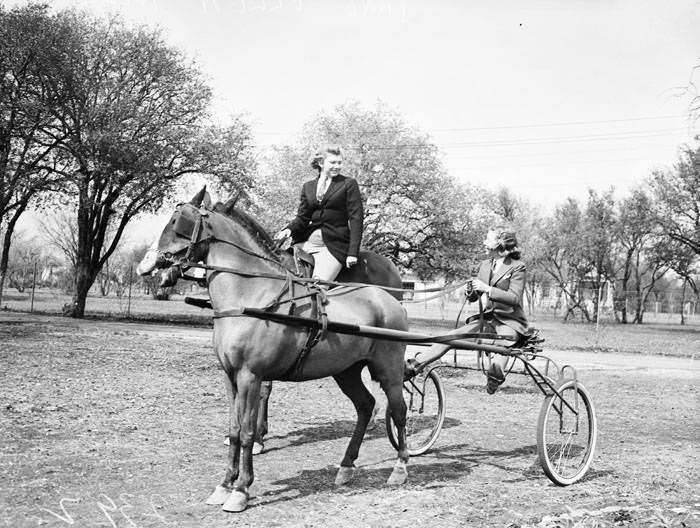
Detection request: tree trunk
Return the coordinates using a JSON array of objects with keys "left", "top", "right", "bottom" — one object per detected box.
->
[
  {"left": 0, "top": 206, "right": 26, "bottom": 306},
  {"left": 680, "top": 279, "right": 687, "bottom": 326},
  {"left": 0, "top": 231, "right": 11, "bottom": 307},
  {"left": 68, "top": 259, "right": 94, "bottom": 318}
]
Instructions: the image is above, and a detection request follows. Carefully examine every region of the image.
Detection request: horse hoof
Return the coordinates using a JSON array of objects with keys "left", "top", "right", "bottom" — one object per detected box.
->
[
  {"left": 252, "top": 442, "right": 264, "bottom": 455},
  {"left": 334, "top": 466, "right": 355, "bottom": 486},
  {"left": 205, "top": 485, "right": 230, "bottom": 505},
  {"left": 387, "top": 462, "right": 408, "bottom": 486},
  {"left": 222, "top": 490, "right": 248, "bottom": 512}
]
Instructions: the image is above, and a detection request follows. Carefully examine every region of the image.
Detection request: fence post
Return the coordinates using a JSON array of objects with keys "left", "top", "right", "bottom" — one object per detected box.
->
[
  {"left": 30, "top": 261, "right": 37, "bottom": 313},
  {"left": 127, "top": 265, "right": 133, "bottom": 318},
  {"left": 595, "top": 282, "right": 603, "bottom": 333}
]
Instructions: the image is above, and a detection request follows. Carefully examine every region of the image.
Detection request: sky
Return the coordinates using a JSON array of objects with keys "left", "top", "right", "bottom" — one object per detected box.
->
[{"left": 9, "top": 0, "right": 700, "bottom": 243}]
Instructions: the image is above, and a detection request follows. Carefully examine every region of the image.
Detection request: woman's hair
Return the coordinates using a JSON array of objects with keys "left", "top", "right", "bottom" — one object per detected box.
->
[
  {"left": 498, "top": 231, "right": 521, "bottom": 260},
  {"left": 486, "top": 226, "right": 521, "bottom": 260},
  {"left": 310, "top": 144, "right": 343, "bottom": 172}
]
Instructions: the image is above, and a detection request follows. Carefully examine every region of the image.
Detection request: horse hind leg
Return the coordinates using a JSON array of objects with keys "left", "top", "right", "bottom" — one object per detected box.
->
[
  {"left": 332, "top": 363, "right": 376, "bottom": 486},
  {"left": 372, "top": 355, "right": 409, "bottom": 486},
  {"left": 253, "top": 381, "right": 272, "bottom": 455},
  {"left": 361, "top": 367, "right": 383, "bottom": 429}
]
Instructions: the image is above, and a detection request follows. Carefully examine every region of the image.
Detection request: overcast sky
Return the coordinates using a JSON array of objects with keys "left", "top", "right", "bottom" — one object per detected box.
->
[{"left": 11, "top": 0, "right": 700, "bottom": 241}]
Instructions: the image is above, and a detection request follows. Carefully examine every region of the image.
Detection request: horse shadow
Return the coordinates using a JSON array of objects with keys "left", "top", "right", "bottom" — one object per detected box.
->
[
  {"left": 261, "top": 416, "right": 462, "bottom": 454},
  {"left": 249, "top": 440, "right": 611, "bottom": 508}
]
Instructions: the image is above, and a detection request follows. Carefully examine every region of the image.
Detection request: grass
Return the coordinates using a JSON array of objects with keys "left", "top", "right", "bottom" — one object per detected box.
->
[{"left": 3, "top": 288, "right": 699, "bottom": 357}]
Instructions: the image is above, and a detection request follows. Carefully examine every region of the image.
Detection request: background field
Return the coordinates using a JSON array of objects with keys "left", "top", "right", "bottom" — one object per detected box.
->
[
  {"left": 3, "top": 288, "right": 699, "bottom": 358},
  {"left": 1, "top": 294, "right": 699, "bottom": 527}
]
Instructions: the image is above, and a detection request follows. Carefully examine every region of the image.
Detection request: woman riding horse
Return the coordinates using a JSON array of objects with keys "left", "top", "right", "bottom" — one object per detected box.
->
[{"left": 276, "top": 145, "right": 363, "bottom": 281}]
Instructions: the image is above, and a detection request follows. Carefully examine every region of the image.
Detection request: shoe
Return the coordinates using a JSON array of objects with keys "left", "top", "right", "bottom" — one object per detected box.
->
[
  {"left": 486, "top": 362, "right": 505, "bottom": 394},
  {"left": 404, "top": 358, "right": 421, "bottom": 381}
]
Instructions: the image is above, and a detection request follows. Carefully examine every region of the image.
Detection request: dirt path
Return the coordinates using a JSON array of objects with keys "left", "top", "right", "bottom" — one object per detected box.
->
[
  {"left": 2, "top": 312, "right": 699, "bottom": 528},
  {"left": 4, "top": 312, "right": 696, "bottom": 374}
]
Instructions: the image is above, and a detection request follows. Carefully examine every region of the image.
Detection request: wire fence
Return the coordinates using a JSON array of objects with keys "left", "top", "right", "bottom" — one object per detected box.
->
[{"left": 2, "top": 262, "right": 698, "bottom": 326}]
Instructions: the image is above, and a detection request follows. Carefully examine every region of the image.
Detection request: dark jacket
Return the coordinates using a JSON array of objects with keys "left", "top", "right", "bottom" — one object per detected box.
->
[
  {"left": 286, "top": 174, "right": 363, "bottom": 265},
  {"left": 467, "top": 256, "right": 528, "bottom": 335}
]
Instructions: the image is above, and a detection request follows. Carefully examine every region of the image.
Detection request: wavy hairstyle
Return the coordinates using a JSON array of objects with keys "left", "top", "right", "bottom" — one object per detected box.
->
[{"left": 310, "top": 144, "right": 343, "bottom": 173}]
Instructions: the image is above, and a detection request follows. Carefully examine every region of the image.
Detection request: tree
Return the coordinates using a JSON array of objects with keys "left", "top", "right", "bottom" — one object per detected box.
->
[
  {"left": 256, "top": 101, "right": 486, "bottom": 280},
  {"left": 651, "top": 142, "right": 700, "bottom": 256},
  {"left": 489, "top": 187, "right": 550, "bottom": 314},
  {"left": 537, "top": 199, "right": 593, "bottom": 321},
  {"left": 665, "top": 242, "right": 698, "bottom": 325},
  {"left": 0, "top": 5, "right": 72, "bottom": 306},
  {"left": 40, "top": 205, "right": 78, "bottom": 291},
  {"left": 41, "top": 12, "right": 255, "bottom": 317},
  {"left": 581, "top": 189, "right": 617, "bottom": 322}
]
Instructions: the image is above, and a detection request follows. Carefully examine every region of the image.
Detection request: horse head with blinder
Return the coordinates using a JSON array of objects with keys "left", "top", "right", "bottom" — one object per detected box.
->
[{"left": 136, "top": 187, "right": 214, "bottom": 286}]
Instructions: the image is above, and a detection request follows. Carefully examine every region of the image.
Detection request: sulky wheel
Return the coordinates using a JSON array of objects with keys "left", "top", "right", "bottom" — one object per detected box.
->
[
  {"left": 536, "top": 379, "right": 598, "bottom": 486},
  {"left": 386, "top": 367, "right": 446, "bottom": 456}
]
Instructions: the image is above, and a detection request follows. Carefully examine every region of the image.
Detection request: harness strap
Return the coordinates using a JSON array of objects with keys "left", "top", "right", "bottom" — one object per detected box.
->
[{"left": 281, "top": 283, "right": 329, "bottom": 380}]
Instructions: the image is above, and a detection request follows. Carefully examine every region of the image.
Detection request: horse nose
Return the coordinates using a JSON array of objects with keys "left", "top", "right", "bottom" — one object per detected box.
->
[{"left": 136, "top": 249, "right": 158, "bottom": 276}]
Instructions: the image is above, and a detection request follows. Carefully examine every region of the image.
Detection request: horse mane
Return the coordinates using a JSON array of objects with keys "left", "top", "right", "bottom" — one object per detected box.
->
[{"left": 212, "top": 202, "right": 281, "bottom": 260}]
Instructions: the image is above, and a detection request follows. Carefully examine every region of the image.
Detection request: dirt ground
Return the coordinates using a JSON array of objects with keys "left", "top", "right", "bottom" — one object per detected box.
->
[{"left": 1, "top": 312, "right": 698, "bottom": 528}]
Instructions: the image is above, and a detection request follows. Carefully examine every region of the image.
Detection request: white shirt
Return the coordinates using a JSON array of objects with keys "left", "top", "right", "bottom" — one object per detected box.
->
[
  {"left": 488, "top": 257, "right": 506, "bottom": 299},
  {"left": 316, "top": 176, "right": 331, "bottom": 201},
  {"left": 492, "top": 257, "right": 505, "bottom": 276}
]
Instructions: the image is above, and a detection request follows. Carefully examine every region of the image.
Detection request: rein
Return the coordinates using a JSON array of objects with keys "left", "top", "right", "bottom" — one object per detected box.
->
[{"left": 163, "top": 203, "right": 469, "bottom": 299}]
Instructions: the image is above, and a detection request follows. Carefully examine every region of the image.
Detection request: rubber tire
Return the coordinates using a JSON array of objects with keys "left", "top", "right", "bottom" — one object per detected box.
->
[
  {"left": 386, "top": 368, "right": 446, "bottom": 456},
  {"left": 536, "top": 379, "right": 598, "bottom": 486}
]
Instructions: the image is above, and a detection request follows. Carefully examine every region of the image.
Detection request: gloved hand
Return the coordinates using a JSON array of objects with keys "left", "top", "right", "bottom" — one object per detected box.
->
[
  {"left": 346, "top": 256, "right": 358, "bottom": 268},
  {"left": 274, "top": 228, "right": 291, "bottom": 240},
  {"left": 471, "top": 278, "right": 490, "bottom": 294}
]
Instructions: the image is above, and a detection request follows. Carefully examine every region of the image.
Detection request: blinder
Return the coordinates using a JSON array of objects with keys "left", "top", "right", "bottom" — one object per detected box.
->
[{"left": 173, "top": 208, "right": 197, "bottom": 239}]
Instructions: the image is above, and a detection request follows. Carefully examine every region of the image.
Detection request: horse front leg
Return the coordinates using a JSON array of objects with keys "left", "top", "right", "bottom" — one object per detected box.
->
[
  {"left": 207, "top": 372, "right": 241, "bottom": 505},
  {"left": 222, "top": 369, "right": 262, "bottom": 513},
  {"left": 253, "top": 381, "right": 272, "bottom": 455}
]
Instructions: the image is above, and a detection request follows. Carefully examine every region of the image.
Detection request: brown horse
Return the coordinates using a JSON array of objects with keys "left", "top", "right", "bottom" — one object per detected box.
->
[{"left": 137, "top": 189, "right": 409, "bottom": 512}]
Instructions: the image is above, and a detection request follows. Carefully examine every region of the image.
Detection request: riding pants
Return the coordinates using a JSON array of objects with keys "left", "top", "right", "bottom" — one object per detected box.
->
[{"left": 302, "top": 229, "right": 343, "bottom": 281}]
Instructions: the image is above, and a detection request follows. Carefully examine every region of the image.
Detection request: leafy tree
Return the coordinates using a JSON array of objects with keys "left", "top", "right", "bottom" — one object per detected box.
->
[
  {"left": 582, "top": 189, "right": 617, "bottom": 321},
  {"left": 489, "top": 187, "right": 550, "bottom": 314},
  {"left": 630, "top": 236, "right": 674, "bottom": 323},
  {"left": 0, "top": 4, "right": 72, "bottom": 305},
  {"left": 665, "top": 242, "right": 698, "bottom": 325},
  {"left": 614, "top": 189, "right": 666, "bottom": 323},
  {"left": 537, "top": 199, "right": 593, "bottom": 321},
  {"left": 40, "top": 11, "right": 255, "bottom": 317},
  {"left": 650, "top": 142, "right": 700, "bottom": 256}
]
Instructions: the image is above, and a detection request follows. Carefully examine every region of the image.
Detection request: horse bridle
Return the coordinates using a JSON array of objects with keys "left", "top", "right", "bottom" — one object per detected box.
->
[{"left": 157, "top": 203, "right": 288, "bottom": 278}]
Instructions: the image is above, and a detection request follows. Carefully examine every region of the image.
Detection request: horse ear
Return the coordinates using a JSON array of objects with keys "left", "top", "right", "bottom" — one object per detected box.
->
[
  {"left": 202, "top": 191, "right": 212, "bottom": 210},
  {"left": 190, "top": 186, "right": 207, "bottom": 206},
  {"left": 222, "top": 191, "right": 243, "bottom": 215}
]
